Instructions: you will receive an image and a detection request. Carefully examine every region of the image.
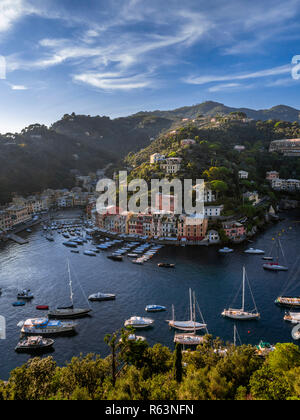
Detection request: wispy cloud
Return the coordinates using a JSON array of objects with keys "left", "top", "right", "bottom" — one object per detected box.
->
[{"left": 185, "top": 64, "right": 292, "bottom": 86}]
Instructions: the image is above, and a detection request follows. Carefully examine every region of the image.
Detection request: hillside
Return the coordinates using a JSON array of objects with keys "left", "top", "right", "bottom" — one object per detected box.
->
[
  {"left": 133, "top": 101, "right": 300, "bottom": 122},
  {"left": 1, "top": 102, "right": 299, "bottom": 204}
]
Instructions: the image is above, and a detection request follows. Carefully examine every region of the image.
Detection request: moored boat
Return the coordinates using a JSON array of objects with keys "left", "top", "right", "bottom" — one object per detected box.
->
[
  {"left": 157, "top": 263, "right": 175, "bottom": 268},
  {"left": 263, "top": 262, "right": 288, "bottom": 271},
  {"left": 18, "top": 318, "right": 77, "bottom": 335},
  {"left": 36, "top": 305, "right": 49, "bottom": 310},
  {"left": 219, "top": 247, "right": 234, "bottom": 254},
  {"left": 124, "top": 316, "right": 154, "bottom": 328},
  {"left": 275, "top": 296, "right": 300, "bottom": 308},
  {"left": 284, "top": 312, "right": 300, "bottom": 323},
  {"left": 244, "top": 248, "right": 265, "bottom": 255},
  {"left": 107, "top": 255, "right": 123, "bottom": 261},
  {"left": 17, "top": 289, "right": 34, "bottom": 300},
  {"left": 174, "top": 333, "right": 205, "bottom": 346},
  {"left": 167, "top": 289, "right": 207, "bottom": 331},
  {"left": 145, "top": 305, "right": 166, "bottom": 312},
  {"left": 88, "top": 292, "right": 116, "bottom": 301},
  {"left": 222, "top": 266, "right": 260, "bottom": 321},
  {"left": 15, "top": 336, "right": 54, "bottom": 352}
]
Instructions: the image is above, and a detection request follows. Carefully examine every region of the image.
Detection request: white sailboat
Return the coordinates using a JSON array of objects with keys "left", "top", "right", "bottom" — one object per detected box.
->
[
  {"left": 48, "top": 260, "right": 91, "bottom": 319},
  {"left": 222, "top": 266, "right": 260, "bottom": 320},
  {"left": 263, "top": 239, "right": 288, "bottom": 271},
  {"left": 167, "top": 289, "right": 207, "bottom": 331}
]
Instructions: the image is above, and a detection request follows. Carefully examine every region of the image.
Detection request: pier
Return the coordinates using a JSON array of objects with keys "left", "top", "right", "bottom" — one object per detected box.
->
[{"left": 6, "top": 234, "right": 29, "bottom": 245}]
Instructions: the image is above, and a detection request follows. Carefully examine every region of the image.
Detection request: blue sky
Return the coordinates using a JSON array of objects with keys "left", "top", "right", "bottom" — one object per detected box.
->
[{"left": 0, "top": 0, "right": 300, "bottom": 133}]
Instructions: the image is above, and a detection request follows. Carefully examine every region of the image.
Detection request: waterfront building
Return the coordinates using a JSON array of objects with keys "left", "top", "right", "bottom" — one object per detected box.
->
[{"left": 222, "top": 222, "right": 246, "bottom": 240}]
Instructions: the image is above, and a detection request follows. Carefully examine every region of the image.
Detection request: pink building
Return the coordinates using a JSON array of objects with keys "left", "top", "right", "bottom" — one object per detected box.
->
[{"left": 222, "top": 222, "right": 246, "bottom": 240}]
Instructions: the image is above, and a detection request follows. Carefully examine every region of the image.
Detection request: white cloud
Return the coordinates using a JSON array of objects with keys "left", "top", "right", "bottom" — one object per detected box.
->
[
  {"left": 185, "top": 65, "right": 292, "bottom": 86},
  {"left": 208, "top": 83, "right": 241, "bottom": 92},
  {"left": 73, "top": 72, "right": 151, "bottom": 90},
  {"left": 10, "top": 84, "right": 28, "bottom": 90},
  {"left": 0, "top": 0, "right": 37, "bottom": 33}
]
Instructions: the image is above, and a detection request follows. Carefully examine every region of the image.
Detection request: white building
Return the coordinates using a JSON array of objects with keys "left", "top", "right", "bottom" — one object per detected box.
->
[
  {"left": 160, "top": 158, "right": 182, "bottom": 174},
  {"left": 204, "top": 205, "right": 224, "bottom": 219},
  {"left": 239, "top": 170, "right": 249, "bottom": 180},
  {"left": 271, "top": 179, "right": 300, "bottom": 191}
]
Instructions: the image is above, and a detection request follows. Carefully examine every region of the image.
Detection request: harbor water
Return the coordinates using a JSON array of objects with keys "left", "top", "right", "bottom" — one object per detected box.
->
[{"left": 0, "top": 210, "right": 299, "bottom": 380}]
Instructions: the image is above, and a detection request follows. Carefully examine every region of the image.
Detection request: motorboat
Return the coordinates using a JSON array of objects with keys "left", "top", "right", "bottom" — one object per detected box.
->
[
  {"left": 127, "top": 253, "right": 139, "bottom": 258},
  {"left": 15, "top": 336, "right": 54, "bottom": 353},
  {"left": 284, "top": 312, "right": 300, "bottom": 323},
  {"left": 124, "top": 316, "right": 154, "bottom": 328},
  {"left": 219, "top": 247, "right": 234, "bottom": 254},
  {"left": 244, "top": 248, "right": 265, "bottom": 255},
  {"left": 12, "top": 302, "right": 25, "bottom": 307},
  {"left": 18, "top": 318, "right": 77, "bottom": 335},
  {"left": 222, "top": 266, "right": 260, "bottom": 320},
  {"left": 275, "top": 296, "right": 300, "bottom": 308},
  {"left": 88, "top": 293, "right": 116, "bottom": 301},
  {"left": 119, "top": 334, "right": 146, "bottom": 343},
  {"left": 17, "top": 289, "right": 34, "bottom": 300},
  {"left": 145, "top": 305, "right": 166, "bottom": 312},
  {"left": 174, "top": 333, "right": 205, "bottom": 346}
]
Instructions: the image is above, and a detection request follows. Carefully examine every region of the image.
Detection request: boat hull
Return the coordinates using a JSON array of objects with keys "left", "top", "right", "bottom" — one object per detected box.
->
[
  {"left": 222, "top": 310, "right": 260, "bottom": 320},
  {"left": 275, "top": 297, "right": 300, "bottom": 308},
  {"left": 48, "top": 308, "right": 91, "bottom": 319}
]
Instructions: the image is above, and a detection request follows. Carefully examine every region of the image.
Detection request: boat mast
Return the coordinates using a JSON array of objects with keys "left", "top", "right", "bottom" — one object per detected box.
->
[
  {"left": 242, "top": 267, "right": 245, "bottom": 312},
  {"left": 193, "top": 291, "right": 196, "bottom": 333},
  {"left": 189, "top": 288, "right": 193, "bottom": 322},
  {"left": 67, "top": 260, "right": 74, "bottom": 306}
]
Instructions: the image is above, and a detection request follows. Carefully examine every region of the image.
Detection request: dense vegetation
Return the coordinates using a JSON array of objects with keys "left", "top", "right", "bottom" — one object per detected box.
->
[
  {"left": 1, "top": 102, "right": 299, "bottom": 205},
  {"left": 125, "top": 118, "right": 300, "bottom": 223},
  {"left": 1, "top": 331, "right": 300, "bottom": 400}
]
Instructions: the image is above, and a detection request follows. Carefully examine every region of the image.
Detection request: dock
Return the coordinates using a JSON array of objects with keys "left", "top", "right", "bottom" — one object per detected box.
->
[{"left": 6, "top": 234, "right": 29, "bottom": 245}]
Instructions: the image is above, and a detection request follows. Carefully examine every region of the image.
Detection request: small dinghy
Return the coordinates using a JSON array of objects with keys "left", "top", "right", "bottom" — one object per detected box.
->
[
  {"left": 158, "top": 263, "right": 175, "bottom": 268},
  {"left": 145, "top": 305, "right": 166, "bottom": 312},
  {"left": 15, "top": 336, "right": 54, "bottom": 353},
  {"left": 107, "top": 255, "right": 123, "bottom": 261},
  {"left": 88, "top": 293, "right": 116, "bottom": 301},
  {"left": 36, "top": 305, "right": 49, "bottom": 311},
  {"left": 13, "top": 301, "right": 26, "bottom": 307},
  {"left": 244, "top": 248, "right": 265, "bottom": 255},
  {"left": 219, "top": 247, "right": 234, "bottom": 254},
  {"left": 291, "top": 324, "right": 300, "bottom": 341},
  {"left": 84, "top": 251, "right": 97, "bottom": 256}
]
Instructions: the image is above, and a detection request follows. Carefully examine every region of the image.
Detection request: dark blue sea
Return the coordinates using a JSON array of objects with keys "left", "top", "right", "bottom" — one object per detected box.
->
[{"left": 0, "top": 210, "right": 300, "bottom": 380}]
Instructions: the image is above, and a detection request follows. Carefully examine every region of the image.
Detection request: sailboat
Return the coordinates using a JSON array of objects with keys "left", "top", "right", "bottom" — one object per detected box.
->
[
  {"left": 263, "top": 239, "right": 288, "bottom": 271},
  {"left": 48, "top": 260, "right": 91, "bottom": 319},
  {"left": 222, "top": 266, "right": 260, "bottom": 320},
  {"left": 167, "top": 289, "right": 207, "bottom": 331}
]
